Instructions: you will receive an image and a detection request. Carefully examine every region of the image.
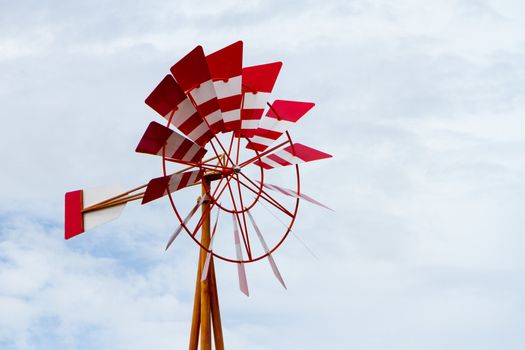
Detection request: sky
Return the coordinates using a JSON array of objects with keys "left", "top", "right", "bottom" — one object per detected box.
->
[{"left": 1, "top": 0, "right": 525, "bottom": 349}]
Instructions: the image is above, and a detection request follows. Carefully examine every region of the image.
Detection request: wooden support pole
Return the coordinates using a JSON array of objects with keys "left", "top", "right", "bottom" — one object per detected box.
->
[
  {"left": 188, "top": 175, "right": 225, "bottom": 350},
  {"left": 209, "top": 259, "right": 224, "bottom": 350},
  {"left": 188, "top": 254, "right": 202, "bottom": 350},
  {"left": 199, "top": 179, "right": 212, "bottom": 350}
]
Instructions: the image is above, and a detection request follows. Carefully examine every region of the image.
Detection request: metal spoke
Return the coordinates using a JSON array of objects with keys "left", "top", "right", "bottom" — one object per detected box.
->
[
  {"left": 226, "top": 132, "right": 236, "bottom": 166},
  {"left": 256, "top": 194, "right": 318, "bottom": 260},
  {"left": 235, "top": 174, "right": 252, "bottom": 256},
  {"left": 233, "top": 175, "right": 293, "bottom": 218},
  {"left": 190, "top": 176, "right": 233, "bottom": 238},
  {"left": 238, "top": 172, "right": 293, "bottom": 216},
  {"left": 239, "top": 140, "right": 290, "bottom": 168},
  {"left": 225, "top": 177, "right": 252, "bottom": 259},
  {"left": 165, "top": 157, "right": 223, "bottom": 172},
  {"left": 235, "top": 136, "right": 241, "bottom": 165},
  {"left": 211, "top": 137, "right": 236, "bottom": 167}
]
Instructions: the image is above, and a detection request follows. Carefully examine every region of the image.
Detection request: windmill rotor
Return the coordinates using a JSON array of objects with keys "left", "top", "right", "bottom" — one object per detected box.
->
[{"left": 64, "top": 40, "right": 333, "bottom": 349}]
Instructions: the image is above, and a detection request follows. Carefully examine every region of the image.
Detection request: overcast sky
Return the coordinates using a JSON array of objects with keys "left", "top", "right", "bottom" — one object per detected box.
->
[{"left": 1, "top": 0, "right": 525, "bottom": 349}]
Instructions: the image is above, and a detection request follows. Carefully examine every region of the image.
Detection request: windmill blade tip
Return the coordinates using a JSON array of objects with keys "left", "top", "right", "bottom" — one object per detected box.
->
[{"left": 165, "top": 240, "right": 174, "bottom": 251}]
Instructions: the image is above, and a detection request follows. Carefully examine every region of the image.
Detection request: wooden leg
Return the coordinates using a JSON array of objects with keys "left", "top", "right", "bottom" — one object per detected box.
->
[
  {"left": 199, "top": 267, "right": 211, "bottom": 349},
  {"left": 209, "top": 259, "right": 224, "bottom": 350},
  {"left": 188, "top": 177, "right": 225, "bottom": 349},
  {"left": 188, "top": 256, "right": 202, "bottom": 350},
  {"left": 200, "top": 180, "right": 212, "bottom": 350}
]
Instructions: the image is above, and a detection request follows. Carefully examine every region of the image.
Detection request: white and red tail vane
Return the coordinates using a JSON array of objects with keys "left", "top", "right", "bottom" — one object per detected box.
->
[
  {"left": 142, "top": 170, "right": 203, "bottom": 205},
  {"left": 145, "top": 75, "right": 213, "bottom": 146},
  {"left": 65, "top": 185, "right": 127, "bottom": 239},
  {"left": 238, "top": 62, "right": 282, "bottom": 137},
  {"left": 170, "top": 46, "right": 224, "bottom": 134},
  {"left": 136, "top": 121, "right": 207, "bottom": 163},
  {"left": 246, "top": 100, "right": 315, "bottom": 152},
  {"left": 254, "top": 143, "right": 332, "bottom": 170},
  {"left": 257, "top": 181, "right": 333, "bottom": 211},
  {"left": 206, "top": 41, "right": 243, "bottom": 132}
]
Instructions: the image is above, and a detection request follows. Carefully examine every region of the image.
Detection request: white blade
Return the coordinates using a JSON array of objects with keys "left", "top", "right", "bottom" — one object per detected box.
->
[
  {"left": 201, "top": 208, "right": 221, "bottom": 281},
  {"left": 165, "top": 195, "right": 206, "bottom": 251},
  {"left": 232, "top": 213, "right": 249, "bottom": 296},
  {"left": 259, "top": 181, "right": 333, "bottom": 211},
  {"left": 246, "top": 210, "right": 287, "bottom": 289}
]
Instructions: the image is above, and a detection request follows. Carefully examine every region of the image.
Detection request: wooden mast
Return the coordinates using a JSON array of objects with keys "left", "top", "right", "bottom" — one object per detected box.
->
[{"left": 189, "top": 175, "right": 225, "bottom": 350}]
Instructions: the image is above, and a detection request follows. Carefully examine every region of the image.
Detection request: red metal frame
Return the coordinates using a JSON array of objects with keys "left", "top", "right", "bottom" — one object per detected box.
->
[
  {"left": 212, "top": 141, "right": 264, "bottom": 214},
  {"left": 163, "top": 107, "right": 300, "bottom": 264}
]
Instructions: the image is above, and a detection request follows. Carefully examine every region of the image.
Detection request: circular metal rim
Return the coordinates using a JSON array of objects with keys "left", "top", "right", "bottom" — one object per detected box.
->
[
  {"left": 162, "top": 117, "right": 300, "bottom": 263},
  {"left": 209, "top": 138, "right": 265, "bottom": 215}
]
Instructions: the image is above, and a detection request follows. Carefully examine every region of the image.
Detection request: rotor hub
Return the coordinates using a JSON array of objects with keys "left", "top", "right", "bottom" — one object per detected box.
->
[{"left": 233, "top": 165, "right": 241, "bottom": 174}]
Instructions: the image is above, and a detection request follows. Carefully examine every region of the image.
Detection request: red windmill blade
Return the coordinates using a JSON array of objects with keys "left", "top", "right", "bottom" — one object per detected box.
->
[
  {"left": 170, "top": 46, "right": 225, "bottom": 134},
  {"left": 64, "top": 42, "right": 334, "bottom": 349},
  {"left": 238, "top": 62, "right": 282, "bottom": 137},
  {"left": 206, "top": 41, "right": 243, "bottom": 132},
  {"left": 246, "top": 100, "right": 315, "bottom": 152},
  {"left": 142, "top": 170, "right": 204, "bottom": 204},
  {"left": 253, "top": 143, "right": 332, "bottom": 169},
  {"left": 136, "top": 121, "right": 207, "bottom": 163},
  {"left": 145, "top": 75, "right": 213, "bottom": 146}
]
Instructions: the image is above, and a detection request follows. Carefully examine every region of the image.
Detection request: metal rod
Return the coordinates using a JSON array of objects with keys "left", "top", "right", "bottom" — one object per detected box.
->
[
  {"left": 170, "top": 154, "right": 225, "bottom": 174},
  {"left": 235, "top": 174, "right": 252, "bottom": 257},
  {"left": 225, "top": 179, "right": 252, "bottom": 259},
  {"left": 81, "top": 184, "right": 147, "bottom": 212},
  {"left": 166, "top": 157, "right": 225, "bottom": 172},
  {"left": 237, "top": 173, "right": 293, "bottom": 217},
  {"left": 82, "top": 193, "right": 145, "bottom": 213},
  {"left": 190, "top": 176, "right": 233, "bottom": 238}
]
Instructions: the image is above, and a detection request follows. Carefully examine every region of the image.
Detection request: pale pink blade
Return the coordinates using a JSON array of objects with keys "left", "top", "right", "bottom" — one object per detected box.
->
[
  {"left": 135, "top": 121, "right": 207, "bottom": 162},
  {"left": 206, "top": 41, "right": 243, "bottom": 132},
  {"left": 145, "top": 75, "right": 213, "bottom": 146},
  {"left": 170, "top": 46, "right": 224, "bottom": 134},
  {"left": 246, "top": 210, "right": 286, "bottom": 289},
  {"left": 258, "top": 181, "right": 333, "bottom": 211},
  {"left": 246, "top": 100, "right": 315, "bottom": 152},
  {"left": 232, "top": 213, "right": 249, "bottom": 296},
  {"left": 165, "top": 195, "right": 207, "bottom": 251},
  {"left": 142, "top": 170, "right": 203, "bottom": 204},
  {"left": 254, "top": 143, "right": 332, "bottom": 170},
  {"left": 238, "top": 62, "right": 282, "bottom": 137},
  {"left": 201, "top": 208, "right": 221, "bottom": 281}
]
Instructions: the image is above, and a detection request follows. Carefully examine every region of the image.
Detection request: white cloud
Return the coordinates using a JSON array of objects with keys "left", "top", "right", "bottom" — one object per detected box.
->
[{"left": 1, "top": 0, "right": 525, "bottom": 349}]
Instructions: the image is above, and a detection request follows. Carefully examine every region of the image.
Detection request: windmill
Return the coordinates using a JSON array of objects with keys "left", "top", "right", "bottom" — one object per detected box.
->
[{"left": 64, "top": 41, "right": 332, "bottom": 349}]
